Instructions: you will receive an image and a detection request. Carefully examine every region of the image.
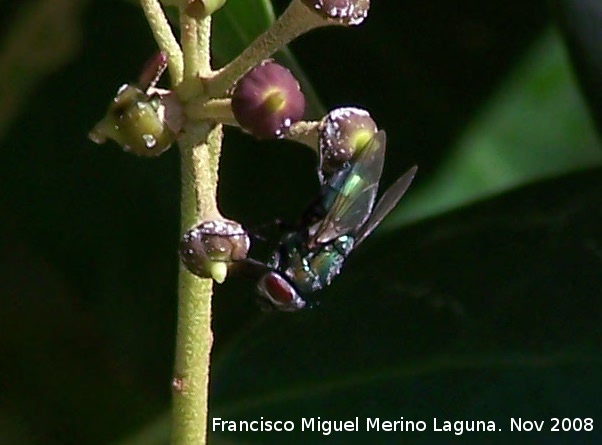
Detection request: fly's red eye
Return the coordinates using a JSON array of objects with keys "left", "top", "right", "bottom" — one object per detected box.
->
[
  {"left": 257, "top": 272, "right": 306, "bottom": 311},
  {"left": 264, "top": 273, "right": 294, "bottom": 303}
]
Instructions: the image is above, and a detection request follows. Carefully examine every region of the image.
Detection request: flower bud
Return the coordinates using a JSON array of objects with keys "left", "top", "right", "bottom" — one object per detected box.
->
[
  {"left": 301, "top": 0, "right": 370, "bottom": 26},
  {"left": 179, "top": 219, "right": 250, "bottom": 283},
  {"left": 318, "top": 107, "right": 377, "bottom": 181},
  {"left": 185, "top": 0, "right": 227, "bottom": 18},
  {"left": 231, "top": 61, "right": 305, "bottom": 139},
  {"left": 88, "top": 84, "right": 182, "bottom": 157}
]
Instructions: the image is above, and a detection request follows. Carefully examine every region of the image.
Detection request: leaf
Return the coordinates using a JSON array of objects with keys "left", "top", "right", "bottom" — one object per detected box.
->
[
  {"left": 389, "top": 30, "right": 602, "bottom": 227},
  {"left": 209, "top": 168, "right": 602, "bottom": 444},
  {"left": 553, "top": 0, "right": 602, "bottom": 139},
  {"left": 210, "top": 0, "right": 275, "bottom": 64}
]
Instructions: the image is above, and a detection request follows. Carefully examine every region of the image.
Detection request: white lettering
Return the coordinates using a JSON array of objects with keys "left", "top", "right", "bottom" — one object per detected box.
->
[
  {"left": 367, "top": 417, "right": 427, "bottom": 432},
  {"left": 300, "top": 417, "right": 357, "bottom": 435},
  {"left": 511, "top": 418, "right": 544, "bottom": 432},
  {"left": 211, "top": 417, "right": 295, "bottom": 432},
  {"left": 434, "top": 419, "right": 496, "bottom": 435},
  {"left": 301, "top": 418, "right": 314, "bottom": 431}
]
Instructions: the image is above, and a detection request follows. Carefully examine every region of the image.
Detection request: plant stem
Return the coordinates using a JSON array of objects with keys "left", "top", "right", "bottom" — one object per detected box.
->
[
  {"left": 180, "top": 12, "right": 200, "bottom": 80},
  {"left": 173, "top": 123, "right": 223, "bottom": 445},
  {"left": 203, "top": 0, "right": 328, "bottom": 98},
  {"left": 178, "top": 14, "right": 213, "bottom": 101},
  {"left": 196, "top": 14, "right": 212, "bottom": 76},
  {"left": 172, "top": 268, "right": 212, "bottom": 445},
  {"left": 284, "top": 120, "right": 320, "bottom": 151},
  {"left": 186, "top": 98, "right": 237, "bottom": 124},
  {"left": 140, "top": 0, "right": 184, "bottom": 85},
  {"left": 172, "top": 11, "right": 220, "bottom": 445}
]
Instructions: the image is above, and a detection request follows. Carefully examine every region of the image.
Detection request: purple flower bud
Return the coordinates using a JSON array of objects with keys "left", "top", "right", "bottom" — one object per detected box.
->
[
  {"left": 179, "top": 219, "right": 250, "bottom": 282},
  {"left": 318, "top": 107, "right": 377, "bottom": 180},
  {"left": 301, "top": 0, "right": 370, "bottom": 26},
  {"left": 232, "top": 61, "right": 305, "bottom": 139}
]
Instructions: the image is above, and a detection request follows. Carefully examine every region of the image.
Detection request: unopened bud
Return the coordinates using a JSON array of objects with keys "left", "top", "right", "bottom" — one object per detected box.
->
[
  {"left": 185, "top": 0, "right": 227, "bottom": 18},
  {"left": 318, "top": 107, "right": 377, "bottom": 182},
  {"left": 301, "top": 0, "right": 370, "bottom": 26},
  {"left": 88, "top": 84, "right": 182, "bottom": 157},
  {"left": 179, "top": 219, "right": 250, "bottom": 283},
  {"left": 231, "top": 61, "right": 305, "bottom": 139}
]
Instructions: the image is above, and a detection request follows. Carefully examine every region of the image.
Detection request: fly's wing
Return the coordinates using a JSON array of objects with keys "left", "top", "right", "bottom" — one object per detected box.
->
[
  {"left": 354, "top": 165, "right": 417, "bottom": 247},
  {"left": 310, "top": 130, "right": 387, "bottom": 246}
]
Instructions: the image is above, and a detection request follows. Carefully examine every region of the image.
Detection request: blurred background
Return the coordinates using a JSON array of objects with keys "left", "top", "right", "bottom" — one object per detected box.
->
[{"left": 0, "top": 0, "right": 601, "bottom": 444}]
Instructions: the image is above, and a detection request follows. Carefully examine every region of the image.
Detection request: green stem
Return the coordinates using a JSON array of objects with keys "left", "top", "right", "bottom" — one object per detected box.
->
[
  {"left": 284, "top": 120, "right": 320, "bottom": 152},
  {"left": 180, "top": 11, "right": 200, "bottom": 80},
  {"left": 171, "top": 11, "right": 220, "bottom": 445},
  {"left": 173, "top": 123, "right": 223, "bottom": 445},
  {"left": 203, "top": 0, "right": 329, "bottom": 98},
  {"left": 140, "top": 0, "right": 184, "bottom": 85},
  {"left": 196, "top": 14, "right": 212, "bottom": 76},
  {"left": 172, "top": 268, "right": 212, "bottom": 445},
  {"left": 186, "top": 98, "right": 236, "bottom": 124},
  {"left": 178, "top": 14, "right": 212, "bottom": 101}
]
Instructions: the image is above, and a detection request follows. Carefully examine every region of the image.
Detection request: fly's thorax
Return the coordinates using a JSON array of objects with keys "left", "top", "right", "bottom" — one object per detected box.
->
[
  {"left": 300, "top": 188, "right": 330, "bottom": 227},
  {"left": 270, "top": 230, "right": 306, "bottom": 269},
  {"left": 283, "top": 235, "right": 355, "bottom": 294},
  {"left": 333, "top": 234, "right": 355, "bottom": 255}
]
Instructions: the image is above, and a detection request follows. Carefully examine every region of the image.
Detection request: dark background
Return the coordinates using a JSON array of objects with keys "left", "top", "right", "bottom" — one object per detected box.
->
[{"left": 0, "top": 1, "right": 600, "bottom": 444}]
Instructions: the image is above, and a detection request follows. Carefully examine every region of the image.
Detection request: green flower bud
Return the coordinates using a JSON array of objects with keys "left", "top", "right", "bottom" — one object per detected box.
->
[{"left": 88, "top": 84, "right": 182, "bottom": 157}]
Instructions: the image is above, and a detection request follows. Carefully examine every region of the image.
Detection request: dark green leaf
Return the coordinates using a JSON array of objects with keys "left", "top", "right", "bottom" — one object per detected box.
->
[
  {"left": 554, "top": 0, "right": 602, "bottom": 139},
  {"left": 389, "top": 30, "right": 602, "bottom": 227}
]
